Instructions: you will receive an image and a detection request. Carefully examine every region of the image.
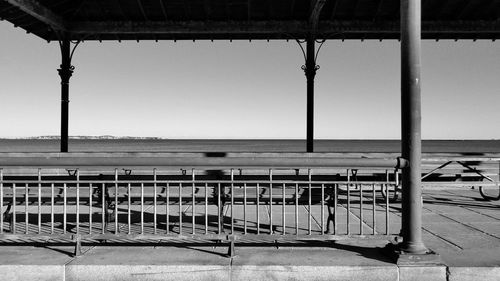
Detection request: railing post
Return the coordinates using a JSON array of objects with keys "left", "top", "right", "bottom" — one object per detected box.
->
[
  {"left": 73, "top": 234, "right": 82, "bottom": 257},
  {"left": 58, "top": 39, "right": 74, "bottom": 153},
  {"left": 400, "top": 0, "right": 427, "bottom": 254}
]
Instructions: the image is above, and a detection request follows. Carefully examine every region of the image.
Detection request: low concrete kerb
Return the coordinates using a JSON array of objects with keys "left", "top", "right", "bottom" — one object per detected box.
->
[
  {"left": 1, "top": 261, "right": 499, "bottom": 281},
  {"left": 447, "top": 267, "right": 500, "bottom": 281},
  {"left": 0, "top": 243, "right": 498, "bottom": 281},
  {"left": 0, "top": 264, "right": 399, "bottom": 281}
]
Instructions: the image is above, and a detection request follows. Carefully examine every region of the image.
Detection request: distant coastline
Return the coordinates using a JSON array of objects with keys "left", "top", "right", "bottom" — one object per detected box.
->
[
  {"left": 1, "top": 136, "right": 499, "bottom": 141},
  {"left": 6, "top": 136, "right": 164, "bottom": 140}
]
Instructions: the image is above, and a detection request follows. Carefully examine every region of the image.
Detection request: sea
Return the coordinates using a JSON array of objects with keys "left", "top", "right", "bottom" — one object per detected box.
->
[{"left": 1, "top": 139, "right": 500, "bottom": 155}]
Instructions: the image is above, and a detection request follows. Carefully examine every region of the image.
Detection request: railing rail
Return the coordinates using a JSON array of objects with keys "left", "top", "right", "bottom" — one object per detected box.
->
[{"left": 0, "top": 152, "right": 406, "bottom": 169}]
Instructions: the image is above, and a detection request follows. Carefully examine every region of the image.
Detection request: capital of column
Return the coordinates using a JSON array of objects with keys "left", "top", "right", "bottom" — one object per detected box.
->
[
  {"left": 58, "top": 65, "right": 74, "bottom": 83},
  {"left": 301, "top": 64, "right": 320, "bottom": 80}
]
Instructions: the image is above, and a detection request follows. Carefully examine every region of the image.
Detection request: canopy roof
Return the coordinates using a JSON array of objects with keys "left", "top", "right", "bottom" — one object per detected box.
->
[{"left": 1, "top": 0, "right": 499, "bottom": 41}]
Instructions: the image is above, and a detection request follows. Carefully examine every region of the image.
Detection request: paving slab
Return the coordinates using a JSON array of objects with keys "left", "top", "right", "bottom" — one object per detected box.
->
[
  {"left": 0, "top": 245, "right": 74, "bottom": 265},
  {"left": 230, "top": 240, "right": 400, "bottom": 281},
  {"left": 0, "top": 246, "right": 73, "bottom": 281},
  {"left": 232, "top": 240, "right": 394, "bottom": 266},
  {"left": 0, "top": 265, "right": 65, "bottom": 281},
  {"left": 398, "top": 266, "right": 447, "bottom": 281},
  {"left": 231, "top": 265, "right": 397, "bottom": 281},
  {"left": 68, "top": 245, "right": 230, "bottom": 281},
  {"left": 437, "top": 247, "right": 500, "bottom": 267},
  {"left": 66, "top": 264, "right": 230, "bottom": 281},
  {"left": 448, "top": 267, "right": 500, "bottom": 281},
  {"left": 67, "top": 245, "right": 230, "bottom": 265}
]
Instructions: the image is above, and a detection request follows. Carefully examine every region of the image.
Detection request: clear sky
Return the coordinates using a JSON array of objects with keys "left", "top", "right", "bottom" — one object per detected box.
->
[{"left": 1, "top": 21, "right": 499, "bottom": 139}]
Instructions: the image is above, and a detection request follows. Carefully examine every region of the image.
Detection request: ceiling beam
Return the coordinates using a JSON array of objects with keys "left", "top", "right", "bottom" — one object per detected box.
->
[
  {"left": 115, "top": 0, "right": 129, "bottom": 21},
  {"left": 4, "top": 0, "right": 66, "bottom": 31},
  {"left": 330, "top": 0, "right": 340, "bottom": 20},
  {"left": 136, "top": 0, "right": 149, "bottom": 21},
  {"left": 158, "top": 0, "right": 168, "bottom": 21},
  {"left": 67, "top": 20, "right": 500, "bottom": 39},
  {"left": 309, "top": 0, "right": 327, "bottom": 33},
  {"left": 70, "top": 20, "right": 313, "bottom": 35}
]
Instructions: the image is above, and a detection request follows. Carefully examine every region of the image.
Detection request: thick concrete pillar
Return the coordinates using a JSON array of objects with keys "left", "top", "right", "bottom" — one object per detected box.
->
[
  {"left": 400, "top": 0, "right": 427, "bottom": 254},
  {"left": 58, "top": 39, "right": 73, "bottom": 153},
  {"left": 305, "top": 36, "right": 317, "bottom": 153}
]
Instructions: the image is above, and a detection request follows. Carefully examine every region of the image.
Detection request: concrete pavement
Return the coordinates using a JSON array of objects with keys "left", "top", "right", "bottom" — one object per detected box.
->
[{"left": 0, "top": 188, "right": 498, "bottom": 281}]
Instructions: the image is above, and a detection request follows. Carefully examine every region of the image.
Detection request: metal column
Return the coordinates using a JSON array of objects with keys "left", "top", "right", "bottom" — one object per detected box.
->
[
  {"left": 305, "top": 36, "right": 317, "bottom": 153},
  {"left": 58, "top": 39, "right": 73, "bottom": 153},
  {"left": 400, "top": 0, "right": 427, "bottom": 254}
]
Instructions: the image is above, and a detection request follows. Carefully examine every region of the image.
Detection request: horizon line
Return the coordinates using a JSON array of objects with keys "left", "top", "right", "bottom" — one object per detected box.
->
[{"left": 1, "top": 136, "right": 500, "bottom": 141}]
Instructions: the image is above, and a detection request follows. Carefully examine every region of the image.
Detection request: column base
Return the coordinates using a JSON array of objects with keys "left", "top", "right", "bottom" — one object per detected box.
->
[{"left": 382, "top": 241, "right": 442, "bottom": 265}]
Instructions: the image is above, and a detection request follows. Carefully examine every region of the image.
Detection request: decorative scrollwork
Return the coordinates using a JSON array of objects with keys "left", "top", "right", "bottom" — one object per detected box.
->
[
  {"left": 314, "top": 39, "right": 326, "bottom": 63},
  {"left": 296, "top": 39, "right": 308, "bottom": 63},
  {"left": 57, "top": 66, "right": 74, "bottom": 82},
  {"left": 296, "top": 38, "right": 325, "bottom": 76},
  {"left": 58, "top": 39, "right": 81, "bottom": 76}
]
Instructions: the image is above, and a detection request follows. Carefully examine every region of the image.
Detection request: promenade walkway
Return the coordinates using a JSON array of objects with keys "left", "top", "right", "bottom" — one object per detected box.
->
[{"left": 0, "top": 188, "right": 498, "bottom": 281}]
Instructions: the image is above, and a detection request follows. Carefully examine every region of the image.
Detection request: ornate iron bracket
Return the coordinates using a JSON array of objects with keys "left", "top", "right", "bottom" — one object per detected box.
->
[
  {"left": 66, "top": 169, "right": 78, "bottom": 177},
  {"left": 295, "top": 38, "right": 326, "bottom": 78},
  {"left": 57, "top": 40, "right": 80, "bottom": 83}
]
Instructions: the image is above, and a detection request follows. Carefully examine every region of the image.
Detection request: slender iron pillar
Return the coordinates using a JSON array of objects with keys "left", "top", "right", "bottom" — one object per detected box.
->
[
  {"left": 305, "top": 36, "right": 317, "bottom": 152},
  {"left": 58, "top": 40, "right": 73, "bottom": 153},
  {"left": 400, "top": 0, "right": 427, "bottom": 254}
]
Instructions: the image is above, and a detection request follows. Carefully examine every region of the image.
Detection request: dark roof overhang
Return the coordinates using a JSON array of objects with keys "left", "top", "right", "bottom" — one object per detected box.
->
[{"left": 1, "top": 0, "right": 499, "bottom": 41}]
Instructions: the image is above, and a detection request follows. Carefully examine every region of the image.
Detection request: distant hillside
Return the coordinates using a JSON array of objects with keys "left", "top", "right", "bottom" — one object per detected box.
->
[{"left": 17, "top": 136, "right": 163, "bottom": 140}]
